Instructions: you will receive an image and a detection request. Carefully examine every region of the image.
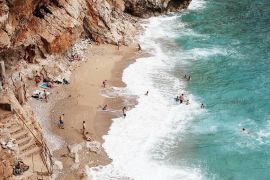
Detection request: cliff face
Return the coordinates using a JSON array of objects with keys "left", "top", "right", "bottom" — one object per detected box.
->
[{"left": 0, "top": 0, "right": 190, "bottom": 60}]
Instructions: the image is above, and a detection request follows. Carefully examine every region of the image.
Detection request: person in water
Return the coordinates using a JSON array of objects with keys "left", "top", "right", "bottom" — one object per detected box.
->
[
  {"left": 188, "top": 76, "right": 191, "bottom": 81},
  {"left": 175, "top": 96, "right": 179, "bottom": 102},
  {"left": 179, "top": 94, "right": 184, "bottom": 104},
  {"left": 201, "top": 103, "right": 205, "bottom": 108},
  {"left": 145, "top": 91, "right": 149, "bottom": 96}
]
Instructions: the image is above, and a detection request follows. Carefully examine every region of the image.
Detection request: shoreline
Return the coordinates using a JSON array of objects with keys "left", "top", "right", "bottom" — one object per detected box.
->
[{"left": 45, "top": 43, "right": 141, "bottom": 179}]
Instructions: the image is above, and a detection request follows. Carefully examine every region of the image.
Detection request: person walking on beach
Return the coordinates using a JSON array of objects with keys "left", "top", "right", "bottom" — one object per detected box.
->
[
  {"left": 122, "top": 106, "right": 127, "bottom": 118},
  {"left": 82, "top": 121, "right": 86, "bottom": 135},
  {"left": 179, "top": 94, "right": 184, "bottom": 104},
  {"left": 59, "top": 114, "right": 64, "bottom": 129}
]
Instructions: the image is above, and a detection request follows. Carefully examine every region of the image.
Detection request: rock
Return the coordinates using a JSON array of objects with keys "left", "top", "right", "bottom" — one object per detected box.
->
[
  {"left": 68, "top": 143, "right": 83, "bottom": 163},
  {"left": 53, "top": 160, "right": 63, "bottom": 170},
  {"left": 0, "top": 30, "right": 10, "bottom": 50},
  {"left": 123, "top": 0, "right": 191, "bottom": 18},
  {"left": 85, "top": 141, "right": 101, "bottom": 154},
  {"left": 68, "top": 143, "right": 83, "bottom": 154},
  {"left": 70, "top": 163, "right": 80, "bottom": 170}
]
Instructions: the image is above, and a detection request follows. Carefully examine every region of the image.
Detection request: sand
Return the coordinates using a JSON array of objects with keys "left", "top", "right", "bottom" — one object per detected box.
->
[{"left": 46, "top": 44, "right": 140, "bottom": 179}]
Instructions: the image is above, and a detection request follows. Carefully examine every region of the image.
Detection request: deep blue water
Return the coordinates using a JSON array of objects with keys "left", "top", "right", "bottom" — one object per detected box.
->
[{"left": 169, "top": 0, "right": 270, "bottom": 179}]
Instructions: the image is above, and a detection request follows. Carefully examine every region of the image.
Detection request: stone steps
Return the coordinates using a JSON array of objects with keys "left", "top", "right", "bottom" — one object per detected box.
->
[
  {"left": 20, "top": 146, "right": 41, "bottom": 158},
  {"left": 17, "top": 136, "right": 32, "bottom": 147},
  {"left": 12, "top": 130, "right": 29, "bottom": 140},
  {"left": 10, "top": 126, "right": 24, "bottom": 135},
  {"left": 0, "top": 109, "right": 43, "bottom": 161},
  {"left": 19, "top": 141, "right": 37, "bottom": 153}
]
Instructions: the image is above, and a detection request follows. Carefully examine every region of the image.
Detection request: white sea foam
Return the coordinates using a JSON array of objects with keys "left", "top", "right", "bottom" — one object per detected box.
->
[{"left": 188, "top": 0, "right": 206, "bottom": 10}]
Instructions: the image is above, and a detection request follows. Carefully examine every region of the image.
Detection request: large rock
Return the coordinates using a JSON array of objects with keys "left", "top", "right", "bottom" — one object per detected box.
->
[
  {"left": 83, "top": 0, "right": 136, "bottom": 45},
  {"left": 124, "top": 0, "right": 191, "bottom": 18},
  {"left": 0, "top": 29, "right": 10, "bottom": 50}
]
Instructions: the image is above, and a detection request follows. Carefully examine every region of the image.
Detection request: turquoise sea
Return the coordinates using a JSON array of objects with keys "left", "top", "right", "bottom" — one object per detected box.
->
[{"left": 170, "top": 0, "right": 270, "bottom": 179}]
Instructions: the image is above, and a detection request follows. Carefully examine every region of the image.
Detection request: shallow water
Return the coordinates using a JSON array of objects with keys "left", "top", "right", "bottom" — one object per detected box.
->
[{"left": 89, "top": 0, "right": 270, "bottom": 179}]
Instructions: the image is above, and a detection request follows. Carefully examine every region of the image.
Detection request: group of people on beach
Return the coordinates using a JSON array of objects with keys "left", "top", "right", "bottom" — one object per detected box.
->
[
  {"left": 57, "top": 114, "right": 93, "bottom": 141},
  {"left": 32, "top": 69, "right": 69, "bottom": 103}
]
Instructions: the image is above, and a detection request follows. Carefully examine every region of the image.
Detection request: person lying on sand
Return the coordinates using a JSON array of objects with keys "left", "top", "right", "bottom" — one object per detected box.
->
[
  {"left": 84, "top": 132, "right": 93, "bottom": 141},
  {"left": 31, "top": 92, "right": 42, "bottom": 99},
  {"left": 63, "top": 78, "right": 69, "bottom": 85},
  {"left": 102, "top": 104, "right": 108, "bottom": 111}
]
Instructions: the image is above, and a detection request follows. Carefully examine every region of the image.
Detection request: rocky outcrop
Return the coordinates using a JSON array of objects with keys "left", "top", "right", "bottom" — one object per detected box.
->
[
  {"left": 124, "top": 0, "right": 191, "bottom": 18},
  {"left": 0, "top": 0, "right": 190, "bottom": 59},
  {"left": 83, "top": 0, "right": 136, "bottom": 45}
]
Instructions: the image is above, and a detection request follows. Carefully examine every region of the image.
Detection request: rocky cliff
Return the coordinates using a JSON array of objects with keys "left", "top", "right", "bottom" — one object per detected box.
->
[{"left": 0, "top": 0, "right": 190, "bottom": 62}]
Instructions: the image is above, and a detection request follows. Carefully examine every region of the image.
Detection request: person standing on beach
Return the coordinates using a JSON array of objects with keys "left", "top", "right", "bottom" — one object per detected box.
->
[
  {"left": 122, "top": 106, "right": 127, "bottom": 118},
  {"left": 117, "top": 41, "right": 120, "bottom": 50},
  {"left": 102, "top": 80, "right": 107, "bottom": 88},
  {"left": 179, "top": 94, "right": 184, "bottom": 104},
  {"left": 138, "top": 44, "right": 142, "bottom": 51},
  {"left": 59, "top": 114, "right": 64, "bottom": 129},
  {"left": 43, "top": 89, "right": 48, "bottom": 102},
  {"left": 82, "top": 121, "right": 86, "bottom": 135}
]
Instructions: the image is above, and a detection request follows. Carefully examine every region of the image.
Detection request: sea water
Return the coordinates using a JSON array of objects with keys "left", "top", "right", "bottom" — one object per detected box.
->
[{"left": 88, "top": 0, "right": 270, "bottom": 179}]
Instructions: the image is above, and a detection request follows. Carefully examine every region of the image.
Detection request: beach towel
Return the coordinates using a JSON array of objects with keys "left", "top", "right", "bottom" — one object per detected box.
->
[
  {"left": 32, "top": 90, "right": 50, "bottom": 96},
  {"left": 39, "top": 82, "right": 49, "bottom": 89}
]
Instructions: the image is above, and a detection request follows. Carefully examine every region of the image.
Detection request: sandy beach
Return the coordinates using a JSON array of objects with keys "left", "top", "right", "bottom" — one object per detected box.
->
[{"left": 39, "top": 43, "right": 140, "bottom": 179}]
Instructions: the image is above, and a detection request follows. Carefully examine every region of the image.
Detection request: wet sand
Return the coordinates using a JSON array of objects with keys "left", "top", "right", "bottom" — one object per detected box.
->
[{"left": 48, "top": 44, "right": 140, "bottom": 179}]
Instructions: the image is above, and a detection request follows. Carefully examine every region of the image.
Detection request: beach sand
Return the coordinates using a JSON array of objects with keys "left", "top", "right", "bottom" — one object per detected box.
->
[{"left": 47, "top": 44, "right": 139, "bottom": 179}]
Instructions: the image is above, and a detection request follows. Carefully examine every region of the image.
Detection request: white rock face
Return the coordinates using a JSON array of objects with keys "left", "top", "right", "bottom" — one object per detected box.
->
[{"left": 53, "top": 160, "right": 63, "bottom": 170}]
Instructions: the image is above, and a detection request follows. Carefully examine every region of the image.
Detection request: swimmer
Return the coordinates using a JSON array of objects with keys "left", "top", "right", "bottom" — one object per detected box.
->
[{"left": 179, "top": 94, "right": 184, "bottom": 104}]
